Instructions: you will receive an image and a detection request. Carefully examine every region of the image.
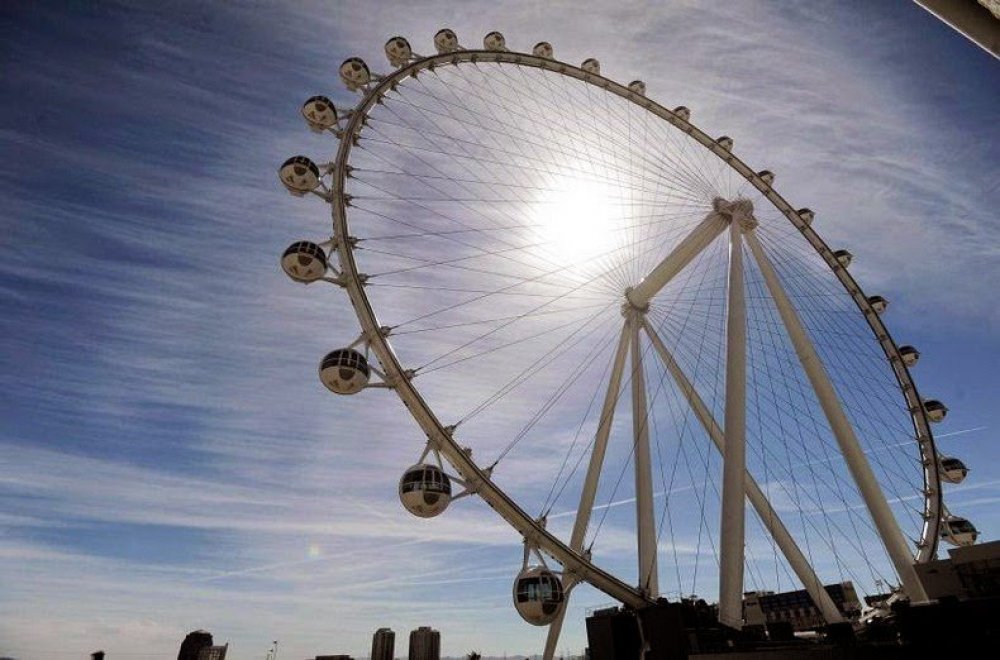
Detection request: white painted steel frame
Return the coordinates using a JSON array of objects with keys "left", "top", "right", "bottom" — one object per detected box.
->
[
  {"left": 327, "top": 48, "right": 942, "bottom": 613},
  {"left": 744, "top": 229, "right": 928, "bottom": 601},
  {"left": 630, "top": 312, "right": 659, "bottom": 598},
  {"left": 718, "top": 220, "right": 748, "bottom": 628},
  {"left": 640, "top": 317, "right": 845, "bottom": 624},
  {"left": 543, "top": 322, "right": 631, "bottom": 660},
  {"left": 626, "top": 211, "right": 729, "bottom": 310}
]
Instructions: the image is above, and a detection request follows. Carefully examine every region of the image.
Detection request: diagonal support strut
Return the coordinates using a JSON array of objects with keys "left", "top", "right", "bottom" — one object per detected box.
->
[{"left": 640, "top": 316, "right": 845, "bottom": 624}]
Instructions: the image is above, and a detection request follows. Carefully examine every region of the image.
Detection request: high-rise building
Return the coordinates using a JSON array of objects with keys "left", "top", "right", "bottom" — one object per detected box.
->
[
  {"left": 371, "top": 627, "right": 395, "bottom": 660},
  {"left": 408, "top": 626, "right": 440, "bottom": 660},
  {"left": 178, "top": 630, "right": 214, "bottom": 660}
]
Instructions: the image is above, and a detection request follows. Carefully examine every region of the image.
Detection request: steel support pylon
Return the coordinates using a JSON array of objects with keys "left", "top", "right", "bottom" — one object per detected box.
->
[
  {"left": 744, "top": 229, "right": 927, "bottom": 601},
  {"left": 543, "top": 323, "right": 631, "bottom": 660},
  {"left": 640, "top": 316, "right": 845, "bottom": 624},
  {"left": 630, "top": 311, "right": 659, "bottom": 597},
  {"left": 718, "top": 218, "right": 748, "bottom": 628}
]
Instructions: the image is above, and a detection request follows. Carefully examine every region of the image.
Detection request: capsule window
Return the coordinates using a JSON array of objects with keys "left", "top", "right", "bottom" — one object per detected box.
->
[
  {"left": 953, "top": 521, "right": 975, "bottom": 534},
  {"left": 516, "top": 577, "right": 539, "bottom": 602}
]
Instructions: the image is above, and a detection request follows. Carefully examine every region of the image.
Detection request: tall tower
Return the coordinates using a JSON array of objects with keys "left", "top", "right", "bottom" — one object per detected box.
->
[
  {"left": 408, "top": 626, "right": 440, "bottom": 660},
  {"left": 371, "top": 627, "right": 395, "bottom": 660}
]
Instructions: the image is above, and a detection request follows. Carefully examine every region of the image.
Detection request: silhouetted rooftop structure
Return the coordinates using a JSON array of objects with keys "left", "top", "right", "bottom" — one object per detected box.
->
[{"left": 178, "top": 630, "right": 213, "bottom": 660}]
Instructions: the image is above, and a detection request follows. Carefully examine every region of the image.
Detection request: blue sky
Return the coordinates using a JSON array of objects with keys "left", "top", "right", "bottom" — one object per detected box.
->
[{"left": 1, "top": 2, "right": 998, "bottom": 659}]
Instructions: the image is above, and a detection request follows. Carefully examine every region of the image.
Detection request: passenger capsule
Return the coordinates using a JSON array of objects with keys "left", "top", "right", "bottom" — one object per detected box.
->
[
  {"left": 281, "top": 241, "right": 327, "bottom": 283},
  {"left": 923, "top": 399, "right": 948, "bottom": 423},
  {"left": 867, "top": 295, "right": 888, "bottom": 314},
  {"left": 673, "top": 106, "right": 691, "bottom": 121},
  {"left": 300, "top": 95, "right": 338, "bottom": 132},
  {"left": 399, "top": 463, "right": 452, "bottom": 517},
  {"left": 385, "top": 36, "right": 413, "bottom": 67},
  {"left": 797, "top": 208, "right": 815, "bottom": 226},
  {"left": 757, "top": 170, "right": 775, "bottom": 186},
  {"left": 898, "top": 345, "right": 920, "bottom": 367},
  {"left": 581, "top": 58, "right": 601, "bottom": 75},
  {"left": 532, "top": 41, "right": 554, "bottom": 59},
  {"left": 628, "top": 80, "right": 646, "bottom": 96},
  {"left": 833, "top": 249, "right": 853, "bottom": 268},
  {"left": 483, "top": 31, "right": 506, "bottom": 51},
  {"left": 339, "top": 57, "right": 372, "bottom": 91},
  {"left": 513, "top": 566, "right": 565, "bottom": 626},
  {"left": 434, "top": 28, "right": 459, "bottom": 53},
  {"left": 940, "top": 515, "right": 978, "bottom": 546},
  {"left": 939, "top": 456, "right": 968, "bottom": 484},
  {"left": 716, "top": 136, "right": 734, "bottom": 152},
  {"left": 278, "top": 156, "right": 321, "bottom": 195},
  {"left": 319, "top": 348, "right": 370, "bottom": 395}
]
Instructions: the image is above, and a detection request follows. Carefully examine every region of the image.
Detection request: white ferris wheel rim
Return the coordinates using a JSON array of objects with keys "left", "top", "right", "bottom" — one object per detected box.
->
[{"left": 324, "top": 48, "right": 944, "bottom": 607}]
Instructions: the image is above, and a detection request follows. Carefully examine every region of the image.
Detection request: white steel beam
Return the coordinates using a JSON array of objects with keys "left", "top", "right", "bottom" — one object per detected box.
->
[
  {"left": 570, "top": 321, "right": 632, "bottom": 552},
  {"left": 626, "top": 209, "right": 728, "bottom": 310},
  {"left": 544, "top": 321, "right": 631, "bottom": 660},
  {"left": 743, "top": 229, "right": 927, "bottom": 601},
  {"left": 630, "top": 312, "right": 659, "bottom": 597},
  {"left": 913, "top": 0, "right": 1000, "bottom": 59},
  {"left": 639, "top": 316, "right": 845, "bottom": 624},
  {"left": 718, "top": 220, "right": 748, "bottom": 629}
]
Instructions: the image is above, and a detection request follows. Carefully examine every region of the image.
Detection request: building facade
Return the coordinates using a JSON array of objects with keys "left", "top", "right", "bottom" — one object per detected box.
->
[
  {"left": 743, "top": 582, "right": 862, "bottom": 631},
  {"left": 915, "top": 539, "right": 1000, "bottom": 600},
  {"left": 371, "top": 627, "right": 395, "bottom": 660},
  {"left": 408, "top": 626, "right": 440, "bottom": 660}
]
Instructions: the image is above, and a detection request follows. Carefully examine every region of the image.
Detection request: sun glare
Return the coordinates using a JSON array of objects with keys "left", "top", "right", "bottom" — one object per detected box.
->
[{"left": 531, "top": 176, "right": 624, "bottom": 269}]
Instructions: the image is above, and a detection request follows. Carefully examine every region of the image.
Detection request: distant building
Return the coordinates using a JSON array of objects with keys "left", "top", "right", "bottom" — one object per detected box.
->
[
  {"left": 743, "top": 582, "right": 862, "bottom": 631},
  {"left": 585, "top": 606, "right": 640, "bottom": 660},
  {"left": 915, "top": 539, "right": 1000, "bottom": 601},
  {"left": 178, "top": 630, "right": 214, "bottom": 660},
  {"left": 408, "top": 626, "right": 440, "bottom": 660},
  {"left": 371, "top": 627, "right": 395, "bottom": 660},
  {"left": 198, "top": 644, "right": 228, "bottom": 660}
]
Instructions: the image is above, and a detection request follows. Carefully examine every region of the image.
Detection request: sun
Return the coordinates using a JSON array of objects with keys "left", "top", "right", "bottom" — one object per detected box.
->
[{"left": 530, "top": 175, "right": 624, "bottom": 270}]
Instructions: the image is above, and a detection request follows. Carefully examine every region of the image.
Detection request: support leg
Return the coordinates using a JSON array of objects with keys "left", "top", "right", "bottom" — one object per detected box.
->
[
  {"left": 640, "top": 317, "right": 845, "bottom": 624},
  {"left": 743, "top": 229, "right": 926, "bottom": 601},
  {"left": 630, "top": 312, "right": 659, "bottom": 597},
  {"left": 544, "top": 322, "right": 631, "bottom": 660},
  {"left": 719, "top": 220, "right": 748, "bottom": 629}
]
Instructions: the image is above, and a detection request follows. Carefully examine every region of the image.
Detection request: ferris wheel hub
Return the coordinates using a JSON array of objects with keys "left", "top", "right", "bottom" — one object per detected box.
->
[
  {"left": 713, "top": 197, "right": 759, "bottom": 230},
  {"left": 621, "top": 288, "right": 649, "bottom": 315}
]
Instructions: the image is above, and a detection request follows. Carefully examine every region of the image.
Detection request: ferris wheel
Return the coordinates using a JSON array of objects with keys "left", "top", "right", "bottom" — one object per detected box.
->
[{"left": 277, "top": 29, "right": 977, "bottom": 652}]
